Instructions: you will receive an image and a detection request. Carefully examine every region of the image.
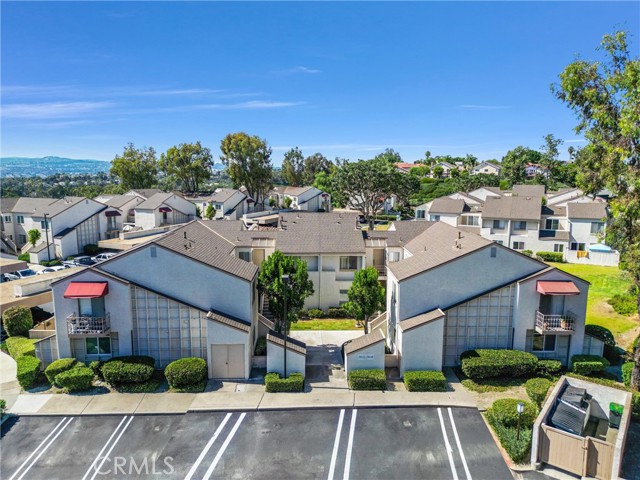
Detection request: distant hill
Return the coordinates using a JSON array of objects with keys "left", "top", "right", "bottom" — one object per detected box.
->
[{"left": 0, "top": 156, "right": 110, "bottom": 177}]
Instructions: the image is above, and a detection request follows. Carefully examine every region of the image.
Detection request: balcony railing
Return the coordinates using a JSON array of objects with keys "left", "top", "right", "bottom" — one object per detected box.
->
[
  {"left": 66, "top": 313, "right": 110, "bottom": 335},
  {"left": 535, "top": 310, "right": 576, "bottom": 333},
  {"left": 373, "top": 264, "right": 386, "bottom": 277}
]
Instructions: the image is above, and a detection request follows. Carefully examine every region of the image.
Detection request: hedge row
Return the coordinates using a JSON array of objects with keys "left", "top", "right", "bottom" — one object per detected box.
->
[
  {"left": 525, "top": 378, "right": 552, "bottom": 408},
  {"left": 298, "top": 307, "right": 352, "bottom": 319},
  {"left": 16, "top": 356, "right": 41, "bottom": 389},
  {"left": 404, "top": 370, "right": 447, "bottom": 392},
  {"left": 6, "top": 336, "right": 36, "bottom": 359},
  {"left": 45, "top": 358, "right": 77, "bottom": 385},
  {"left": 622, "top": 362, "right": 633, "bottom": 387},
  {"left": 55, "top": 366, "right": 94, "bottom": 392},
  {"left": 164, "top": 357, "right": 207, "bottom": 389},
  {"left": 2, "top": 306, "right": 33, "bottom": 337},
  {"left": 536, "top": 252, "right": 564, "bottom": 262},
  {"left": 348, "top": 369, "right": 386, "bottom": 390},
  {"left": 537, "top": 360, "right": 562, "bottom": 377},
  {"left": 265, "top": 372, "right": 304, "bottom": 392},
  {"left": 101, "top": 356, "right": 155, "bottom": 385},
  {"left": 486, "top": 398, "right": 537, "bottom": 464},
  {"left": 570, "top": 355, "right": 610, "bottom": 376},
  {"left": 461, "top": 349, "right": 539, "bottom": 379}
]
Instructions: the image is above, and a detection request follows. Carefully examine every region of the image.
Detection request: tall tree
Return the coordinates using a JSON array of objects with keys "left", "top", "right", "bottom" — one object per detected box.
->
[
  {"left": 258, "top": 251, "right": 314, "bottom": 333},
  {"left": 159, "top": 141, "right": 213, "bottom": 193},
  {"left": 345, "top": 267, "right": 386, "bottom": 333},
  {"left": 27, "top": 228, "right": 41, "bottom": 248},
  {"left": 110, "top": 143, "right": 158, "bottom": 190},
  {"left": 220, "top": 132, "right": 273, "bottom": 209},
  {"left": 374, "top": 148, "right": 403, "bottom": 164},
  {"left": 332, "top": 157, "right": 418, "bottom": 229},
  {"left": 501, "top": 146, "right": 544, "bottom": 185},
  {"left": 553, "top": 30, "right": 640, "bottom": 388},
  {"left": 281, "top": 147, "right": 305, "bottom": 186},
  {"left": 540, "top": 134, "right": 564, "bottom": 184},
  {"left": 303, "top": 153, "right": 332, "bottom": 185}
]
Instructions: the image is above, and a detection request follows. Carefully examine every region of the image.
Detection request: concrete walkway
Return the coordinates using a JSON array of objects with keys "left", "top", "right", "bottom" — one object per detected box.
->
[
  {"left": 0, "top": 351, "right": 20, "bottom": 412},
  {"left": 5, "top": 368, "right": 475, "bottom": 416}
]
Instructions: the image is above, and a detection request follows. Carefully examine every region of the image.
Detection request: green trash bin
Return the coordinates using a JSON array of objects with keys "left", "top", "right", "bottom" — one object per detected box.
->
[{"left": 609, "top": 402, "right": 623, "bottom": 429}]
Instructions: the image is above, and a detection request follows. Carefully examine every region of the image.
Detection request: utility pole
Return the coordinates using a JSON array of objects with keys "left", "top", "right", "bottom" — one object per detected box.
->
[
  {"left": 282, "top": 274, "right": 290, "bottom": 378},
  {"left": 44, "top": 213, "right": 51, "bottom": 263}
]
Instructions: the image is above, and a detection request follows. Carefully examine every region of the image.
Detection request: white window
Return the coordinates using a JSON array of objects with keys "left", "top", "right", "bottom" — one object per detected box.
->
[
  {"left": 40, "top": 220, "right": 49, "bottom": 229},
  {"left": 532, "top": 333, "right": 556, "bottom": 352},
  {"left": 513, "top": 221, "right": 527, "bottom": 231},
  {"left": 238, "top": 251, "right": 251, "bottom": 262},
  {"left": 339, "top": 256, "right": 358, "bottom": 270},
  {"left": 493, "top": 220, "right": 505, "bottom": 229},
  {"left": 388, "top": 251, "right": 401, "bottom": 262},
  {"left": 85, "top": 337, "right": 111, "bottom": 355},
  {"left": 512, "top": 241, "right": 525, "bottom": 250},
  {"left": 339, "top": 289, "right": 348, "bottom": 295},
  {"left": 18, "top": 234, "right": 26, "bottom": 244},
  {"left": 590, "top": 222, "right": 604, "bottom": 235},
  {"left": 553, "top": 244, "right": 564, "bottom": 253},
  {"left": 430, "top": 214, "right": 440, "bottom": 221},
  {"left": 16, "top": 215, "right": 24, "bottom": 224},
  {"left": 460, "top": 216, "right": 479, "bottom": 226},
  {"left": 3, "top": 215, "right": 11, "bottom": 223},
  {"left": 570, "top": 242, "right": 586, "bottom": 251},
  {"left": 416, "top": 210, "right": 425, "bottom": 219},
  {"left": 545, "top": 218, "right": 559, "bottom": 230}
]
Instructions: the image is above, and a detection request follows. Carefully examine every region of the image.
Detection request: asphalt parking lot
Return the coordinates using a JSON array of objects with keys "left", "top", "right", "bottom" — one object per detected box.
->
[{"left": 1, "top": 407, "right": 513, "bottom": 480}]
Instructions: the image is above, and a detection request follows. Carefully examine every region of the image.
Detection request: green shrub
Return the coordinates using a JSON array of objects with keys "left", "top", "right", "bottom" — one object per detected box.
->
[
  {"left": 536, "top": 359, "right": 562, "bottom": 377},
  {"left": 6, "top": 336, "right": 35, "bottom": 359},
  {"left": 327, "top": 307, "right": 350, "bottom": 318},
  {"left": 536, "top": 251, "right": 564, "bottom": 262},
  {"left": 89, "top": 360, "right": 104, "bottom": 380},
  {"left": 348, "top": 369, "right": 387, "bottom": 390},
  {"left": 40, "top": 260, "right": 62, "bottom": 267},
  {"left": 307, "top": 308, "right": 324, "bottom": 319},
  {"left": 585, "top": 325, "right": 616, "bottom": 347},
  {"left": 488, "top": 419, "right": 532, "bottom": 464},
  {"left": 254, "top": 337, "right": 267, "bottom": 356},
  {"left": 102, "top": 357, "right": 155, "bottom": 385},
  {"left": 487, "top": 398, "right": 538, "bottom": 429},
  {"left": 83, "top": 244, "right": 99, "bottom": 255},
  {"left": 55, "top": 366, "right": 93, "bottom": 392},
  {"left": 16, "top": 355, "right": 41, "bottom": 389},
  {"left": 2, "top": 306, "right": 33, "bottom": 337},
  {"left": 460, "top": 349, "right": 538, "bottom": 379},
  {"left": 622, "top": 362, "right": 634, "bottom": 387},
  {"left": 571, "top": 355, "right": 610, "bottom": 376},
  {"left": 607, "top": 294, "right": 637, "bottom": 315},
  {"left": 297, "top": 309, "right": 309, "bottom": 319},
  {"left": 0, "top": 398, "right": 6, "bottom": 417},
  {"left": 521, "top": 250, "right": 533, "bottom": 257},
  {"left": 164, "top": 357, "right": 207, "bottom": 389},
  {"left": 632, "top": 392, "right": 639, "bottom": 422},
  {"left": 109, "top": 355, "right": 155, "bottom": 367},
  {"left": 525, "top": 378, "right": 552, "bottom": 408},
  {"left": 18, "top": 253, "right": 30, "bottom": 261},
  {"left": 404, "top": 370, "right": 447, "bottom": 392},
  {"left": 44, "top": 358, "right": 77, "bottom": 385},
  {"left": 264, "top": 372, "right": 305, "bottom": 392}
]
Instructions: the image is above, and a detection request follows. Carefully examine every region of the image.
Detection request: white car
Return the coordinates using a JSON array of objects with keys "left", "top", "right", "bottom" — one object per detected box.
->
[
  {"left": 36, "top": 266, "right": 68, "bottom": 275},
  {"left": 91, "top": 252, "right": 117, "bottom": 262},
  {"left": 9, "top": 269, "right": 37, "bottom": 279}
]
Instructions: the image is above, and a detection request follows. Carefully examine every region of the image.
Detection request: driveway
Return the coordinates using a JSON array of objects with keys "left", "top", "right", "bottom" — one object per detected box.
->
[{"left": 1, "top": 407, "right": 513, "bottom": 479}]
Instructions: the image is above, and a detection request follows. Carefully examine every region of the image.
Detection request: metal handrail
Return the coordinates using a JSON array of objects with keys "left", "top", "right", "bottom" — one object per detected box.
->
[
  {"left": 535, "top": 310, "right": 576, "bottom": 332},
  {"left": 66, "top": 312, "right": 110, "bottom": 335}
]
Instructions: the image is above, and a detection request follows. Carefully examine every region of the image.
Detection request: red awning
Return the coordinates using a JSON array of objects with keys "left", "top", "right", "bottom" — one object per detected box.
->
[
  {"left": 64, "top": 282, "right": 109, "bottom": 299},
  {"left": 159, "top": 207, "right": 172, "bottom": 213},
  {"left": 537, "top": 281, "right": 580, "bottom": 296},
  {"left": 105, "top": 210, "right": 121, "bottom": 217}
]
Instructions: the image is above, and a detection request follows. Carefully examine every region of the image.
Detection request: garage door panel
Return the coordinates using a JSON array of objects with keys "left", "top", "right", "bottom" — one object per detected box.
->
[
  {"left": 229, "top": 344, "right": 245, "bottom": 378},
  {"left": 211, "top": 345, "right": 228, "bottom": 378}
]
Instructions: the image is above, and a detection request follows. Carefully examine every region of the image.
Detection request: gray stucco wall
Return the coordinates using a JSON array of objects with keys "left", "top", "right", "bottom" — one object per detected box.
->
[
  {"left": 398, "top": 317, "right": 444, "bottom": 375},
  {"left": 266, "top": 342, "right": 306, "bottom": 377},
  {"left": 345, "top": 342, "right": 385, "bottom": 374}
]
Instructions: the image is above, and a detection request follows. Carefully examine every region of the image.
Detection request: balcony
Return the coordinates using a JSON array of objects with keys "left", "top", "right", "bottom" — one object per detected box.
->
[
  {"left": 535, "top": 310, "right": 576, "bottom": 333},
  {"left": 373, "top": 264, "right": 386, "bottom": 277},
  {"left": 66, "top": 313, "right": 110, "bottom": 335}
]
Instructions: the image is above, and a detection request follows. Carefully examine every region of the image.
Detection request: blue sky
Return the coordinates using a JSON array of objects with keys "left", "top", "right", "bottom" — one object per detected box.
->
[{"left": 1, "top": 1, "right": 638, "bottom": 165}]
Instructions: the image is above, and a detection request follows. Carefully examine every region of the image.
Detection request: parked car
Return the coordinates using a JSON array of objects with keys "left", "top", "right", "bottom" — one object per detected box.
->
[
  {"left": 1, "top": 273, "right": 15, "bottom": 282},
  {"left": 91, "top": 252, "right": 117, "bottom": 263},
  {"left": 71, "top": 256, "right": 96, "bottom": 267},
  {"left": 10, "top": 269, "right": 37, "bottom": 279},
  {"left": 36, "top": 266, "right": 68, "bottom": 275}
]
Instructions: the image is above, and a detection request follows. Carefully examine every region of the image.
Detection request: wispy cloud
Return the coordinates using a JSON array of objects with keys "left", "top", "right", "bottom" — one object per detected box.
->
[
  {"left": 456, "top": 104, "right": 512, "bottom": 110},
  {"left": 272, "top": 66, "right": 321, "bottom": 76},
  {"left": 2, "top": 101, "right": 114, "bottom": 119},
  {"left": 135, "top": 88, "right": 225, "bottom": 96}
]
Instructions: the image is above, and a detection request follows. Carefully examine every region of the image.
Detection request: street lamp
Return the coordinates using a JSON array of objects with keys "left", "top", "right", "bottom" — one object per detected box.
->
[
  {"left": 282, "top": 274, "right": 290, "bottom": 379},
  {"left": 516, "top": 402, "right": 525, "bottom": 441}
]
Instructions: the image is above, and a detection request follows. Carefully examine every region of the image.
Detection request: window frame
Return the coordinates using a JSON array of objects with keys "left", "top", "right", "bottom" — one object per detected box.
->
[
  {"left": 590, "top": 221, "right": 605, "bottom": 235},
  {"left": 553, "top": 244, "right": 564, "bottom": 253},
  {"left": 513, "top": 221, "right": 527, "bottom": 231},
  {"left": 339, "top": 256, "right": 358, "bottom": 271},
  {"left": 532, "top": 333, "right": 557, "bottom": 352},
  {"left": 238, "top": 251, "right": 251, "bottom": 262},
  {"left": 570, "top": 242, "right": 586, "bottom": 251},
  {"left": 85, "top": 336, "right": 112, "bottom": 355},
  {"left": 545, "top": 218, "right": 559, "bottom": 230},
  {"left": 416, "top": 210, "right": 426, "bottom": 219},
  {"left": 492, "top": 219, "right": 505, "bottom": 229},
  {"left": 512, "top": 241, "right": 525, "bottom": 250}
]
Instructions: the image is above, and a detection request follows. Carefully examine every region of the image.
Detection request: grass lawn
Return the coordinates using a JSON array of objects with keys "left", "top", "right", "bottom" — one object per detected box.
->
[
  {"left": 548, "top": 262, "right": 639, "bottom": 345},
  {"left": 290, "top": 318, "right": 361, "bottom": 330}
]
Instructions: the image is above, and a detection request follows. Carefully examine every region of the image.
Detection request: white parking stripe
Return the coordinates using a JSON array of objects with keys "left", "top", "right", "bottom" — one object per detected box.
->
[
  {"left": 184, "top": 413, "right": 232, "bottom": 480},
  {"left": 437, "top": 408, "right": 459, "bottom": 480},
  {"left": 327, "top": 409, "right": 345, "bottom": 480},
  {"left": 81, "top": 416, "right": 129, "bottom": 480},
  {"left": 342, "top": 409, "right": 357, "bottom": 480},
  {"left": 202, "top": 412, "right": 246, "bottom": 480},
  {"left": 9, "top": 417, "right": 70, "bottom": 480},
  {"left": 448, "top": 408, "right": 473, "bottom": 480},
  {"left": 89, "top": 415, "right": 134, "bottom": 480},
  {"left": 15, "top": 417, "right": 75, "bottom": 480}
]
